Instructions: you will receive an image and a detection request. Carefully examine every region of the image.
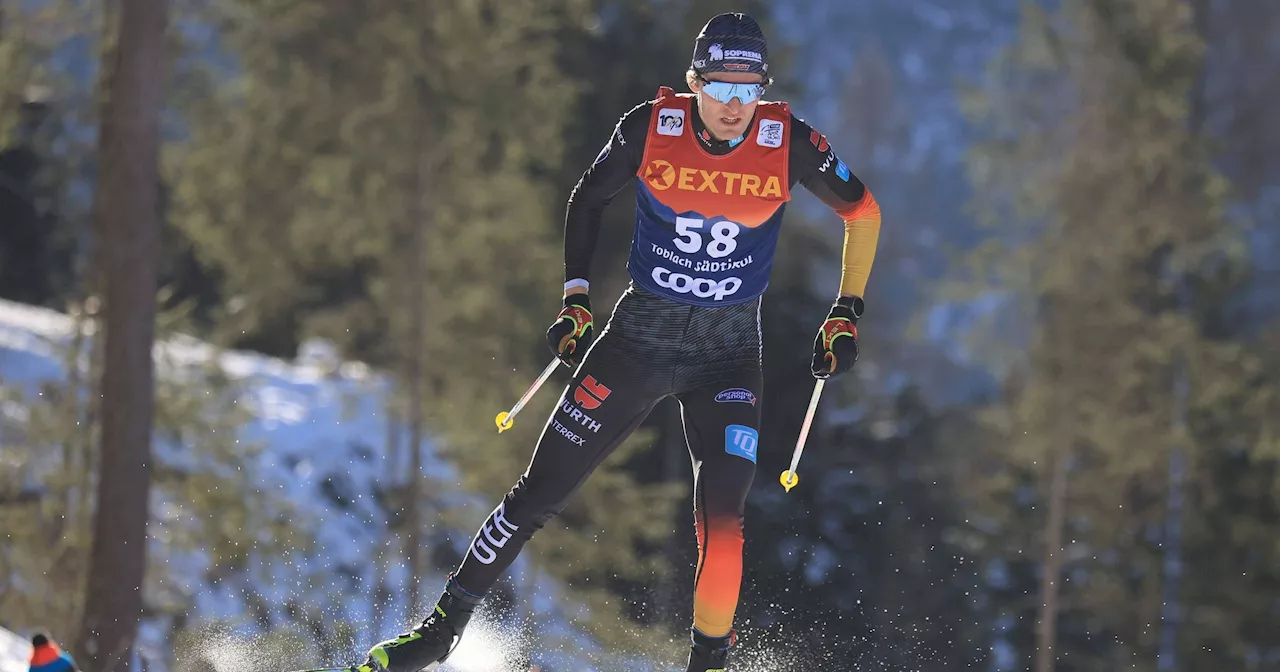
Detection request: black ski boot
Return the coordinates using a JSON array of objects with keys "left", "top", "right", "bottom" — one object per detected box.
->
[
  {"left": 354, "top": 576, "right": 483, "bottom": 672},
  {"left": 684, "top": 628, "right": 736, "bottom": 672}
]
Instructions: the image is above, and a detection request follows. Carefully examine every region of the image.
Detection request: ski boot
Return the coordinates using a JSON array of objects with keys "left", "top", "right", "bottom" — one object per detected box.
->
[
  {"left": 355, "top": 576, "right": 483, "bottom": 672},
  {"left": 684, "top": 628, "right": 736, "bottom": 672}
]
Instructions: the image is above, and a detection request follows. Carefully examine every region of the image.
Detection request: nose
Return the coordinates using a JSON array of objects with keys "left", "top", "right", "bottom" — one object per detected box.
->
[{"left": 725, "top": 98, "right": 743, "bottom": 114}]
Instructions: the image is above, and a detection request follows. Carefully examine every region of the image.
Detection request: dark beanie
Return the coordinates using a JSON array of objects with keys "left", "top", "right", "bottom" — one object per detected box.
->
[
  {"left": 690, "top": 13, "right": 769, "bottom": 77},
  {"left": 31, "top": 633, "right": 50, "bottom": 647}
]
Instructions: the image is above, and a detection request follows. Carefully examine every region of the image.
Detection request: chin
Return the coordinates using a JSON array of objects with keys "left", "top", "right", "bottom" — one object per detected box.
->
[{"left": 724, "top": 123, "right": 749, "bottom": 137}]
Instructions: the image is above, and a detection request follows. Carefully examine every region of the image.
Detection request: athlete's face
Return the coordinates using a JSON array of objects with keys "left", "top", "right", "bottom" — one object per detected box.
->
[{"left": 691, "top": 71, "right": 765, "bottom": 142}]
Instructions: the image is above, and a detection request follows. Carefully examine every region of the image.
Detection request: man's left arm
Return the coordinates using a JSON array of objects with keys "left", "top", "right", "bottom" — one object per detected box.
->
[
  {"left": 789, "top": 116, "right": 882, "bottom": 301},
  {"left": 788, "top": 115, "right": 883, "bottom": 377}
]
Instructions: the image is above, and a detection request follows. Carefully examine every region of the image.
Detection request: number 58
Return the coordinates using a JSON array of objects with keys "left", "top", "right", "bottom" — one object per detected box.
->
[{"left": 673, "top": 216, "right": 739, "bottom": 259}]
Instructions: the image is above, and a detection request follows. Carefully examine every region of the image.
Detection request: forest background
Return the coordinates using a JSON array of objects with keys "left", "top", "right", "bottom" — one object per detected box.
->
[{"left": 2, "top": 0, "right": 1279, "bottom": 670}]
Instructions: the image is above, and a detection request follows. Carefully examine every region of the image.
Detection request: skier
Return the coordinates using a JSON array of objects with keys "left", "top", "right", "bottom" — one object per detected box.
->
[
  {"left": 28, "top": 633, "right": 78, "bottom": 672},
  {"left": 354, "top": 12, "right": 880, "bottom": 672}
]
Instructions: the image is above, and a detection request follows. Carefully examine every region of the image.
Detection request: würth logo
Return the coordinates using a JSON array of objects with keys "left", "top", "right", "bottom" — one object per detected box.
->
[{"left": 573, "top": 375, "right": 612, "bottom": 410}]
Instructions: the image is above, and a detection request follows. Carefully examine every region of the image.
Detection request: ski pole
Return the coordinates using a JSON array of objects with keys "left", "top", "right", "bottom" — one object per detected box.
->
[
  {"left": 495, "top": 358, "right": 561, "bottom": 433},
  {"left": 780, "top": 378, "right": 825, "bottom": 492}
]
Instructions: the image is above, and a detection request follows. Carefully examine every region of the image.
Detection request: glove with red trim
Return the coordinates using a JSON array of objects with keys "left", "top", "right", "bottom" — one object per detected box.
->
[
  {"left": 547, "top": 294, "right": 594, "bottom": 369},
  {"left": 811, "top": 297, "right": 863, "bottom": 379}
]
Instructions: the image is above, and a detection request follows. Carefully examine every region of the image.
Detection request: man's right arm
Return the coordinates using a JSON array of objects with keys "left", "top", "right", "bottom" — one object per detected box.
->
[{"left": 562, "top": 101, "right": 652, "bottom": 295}]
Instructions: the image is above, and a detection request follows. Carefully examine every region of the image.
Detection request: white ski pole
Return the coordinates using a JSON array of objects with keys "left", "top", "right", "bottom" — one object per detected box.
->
[
  {"left": 780, "top": 378, "right": 825, "bottom": 492},
  {"left": 495, "top": 358, "right": 561, "bottom": 433}
]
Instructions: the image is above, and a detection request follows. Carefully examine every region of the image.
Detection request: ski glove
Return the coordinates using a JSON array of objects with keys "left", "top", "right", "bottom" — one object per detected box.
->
[
  {"left": 547, "top": 294, "right": 594, "bottom": 369},
  {"left": 811, "top": 297, "right": 862, "bottom": 379}
]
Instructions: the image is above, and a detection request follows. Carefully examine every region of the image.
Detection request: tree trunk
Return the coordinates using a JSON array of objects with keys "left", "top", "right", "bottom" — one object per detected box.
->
[
  {"left": 404, "top": 80, "right": 430, "bottom": 613},
  {"left": 76, "top": 0, "right": 168, "bottom": 670},
  {"left": 1035, "top": 449, "right": 1069, "bottom": 672},
  {"left": 1157, "top": 5, "right": 1211, "bottom": 669},
  {"left": 378, "top": 392, "right": 399, "bottom": 631}
]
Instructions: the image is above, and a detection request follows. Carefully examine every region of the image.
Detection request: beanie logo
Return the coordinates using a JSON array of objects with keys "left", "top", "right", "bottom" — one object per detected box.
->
[
  {"left": 709, "top": 43, "right": 724, "bottom": 60},
  {"left": 723, "top": 49, "right": 763, "bottom": 62}
]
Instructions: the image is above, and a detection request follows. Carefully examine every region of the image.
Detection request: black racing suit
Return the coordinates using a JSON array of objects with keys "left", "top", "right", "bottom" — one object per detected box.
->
[{"left": 448, "top": 96, "right": 873, "bottom": 640}]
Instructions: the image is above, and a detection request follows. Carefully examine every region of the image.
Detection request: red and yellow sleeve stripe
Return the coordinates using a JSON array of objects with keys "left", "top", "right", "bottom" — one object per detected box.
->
[{"left": 834, "top": 189, "right": 882, "bottom": 299}]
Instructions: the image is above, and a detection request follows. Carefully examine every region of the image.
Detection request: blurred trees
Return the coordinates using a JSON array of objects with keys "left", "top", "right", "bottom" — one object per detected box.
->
[
  {"left": 0, "top": 4, "right": 86, "bottom": 310},
  {"left": 3, "top": 0, "right": 1280, "bottom": 670},
  {"left": 162, "top": 0, "right": 687, "bottom": 654},
  {"left": 959, "top": 0, "right": 1280, "bottom": 670}
]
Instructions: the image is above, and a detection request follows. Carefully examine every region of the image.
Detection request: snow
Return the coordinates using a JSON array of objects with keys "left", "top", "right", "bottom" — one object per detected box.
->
[
  {"left": 0, "top": 627, "right": 29, "bottom": 672},
  {"left": 0, "top": 299, "right": 655, "bottom": 671}
]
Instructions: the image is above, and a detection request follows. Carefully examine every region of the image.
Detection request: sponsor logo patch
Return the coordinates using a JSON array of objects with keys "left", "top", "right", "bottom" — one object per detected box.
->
[
  {"left": 715, "top": 388, "right": 757, "bottom": 405},
  {"left": 642, "top": 160, "right": 783, "bottom": 197},
  {"left": 559, "top": 399, "right": 602, "bottom": 434},
  {"left": 725, "top": 424, "right": 759, "bottom": 463},
  {"left": 657, "top": 108, "right": 685, "bottom": 136},
  {"left": 573, "top": 375, "right": 611, "bottom": 410},
  {"left": 809, "top": 129, "right": 830, "bottom": 152},
  {"left": 470, "top": 502, "right": 519, "bottom": 564},
  {"left": 756, "top": 119, "right": 784, "bottom": 148},
  {"left": 552, "top": 418, "right": 588, "bottom": 445},
  {"left": 652, "top": 267, "right": 742, "bottom": 301}
]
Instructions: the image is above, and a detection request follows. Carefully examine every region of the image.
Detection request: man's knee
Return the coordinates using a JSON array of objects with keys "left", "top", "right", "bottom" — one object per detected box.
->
[
  {"left": 699, "top": 463, "right": 755, "bottom": 512},
  {"left": 502, "top": 476, "right": 573, "bottom": 531}
]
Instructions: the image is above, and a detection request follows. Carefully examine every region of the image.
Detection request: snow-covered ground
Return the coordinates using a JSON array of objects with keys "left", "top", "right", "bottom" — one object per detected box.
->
[
  {"left": 0, "top": 299, "right": 668, "bottom": 672},
  {"left": 0, "top": 627, "right": 29, "bottom": 672}
]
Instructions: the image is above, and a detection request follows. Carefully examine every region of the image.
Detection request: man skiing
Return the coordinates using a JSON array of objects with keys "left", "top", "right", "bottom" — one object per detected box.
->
[
  {"left": 352, "top": 12, "right": 881, "bottom": 672},
  {"left": 28, "top": 633, "right": 79, "bottom": 672}
]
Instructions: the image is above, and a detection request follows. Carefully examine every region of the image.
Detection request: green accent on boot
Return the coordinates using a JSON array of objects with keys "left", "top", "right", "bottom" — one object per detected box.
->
[
  {"left": 363, "top": 628, "right": 422, "bottom": 672},
  {"left": 391, "top": 631, "right": 422, "bottom": 647}
]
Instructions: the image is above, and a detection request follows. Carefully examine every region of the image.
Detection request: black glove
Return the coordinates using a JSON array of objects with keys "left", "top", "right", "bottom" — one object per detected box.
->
[
  {"left": 811, "top": 297, "right": 862, "bottom": 379},
  {"left": 546, "top": 294, "right": 594, "bottom": 369}
]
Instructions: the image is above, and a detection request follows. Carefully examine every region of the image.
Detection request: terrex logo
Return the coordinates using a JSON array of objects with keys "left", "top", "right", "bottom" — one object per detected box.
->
[
  {"left": 573, "top": 375, "right": 611, "bottom": 410},
  {"left": 643, "top": 160, "right": 783, "bottom": 197}
]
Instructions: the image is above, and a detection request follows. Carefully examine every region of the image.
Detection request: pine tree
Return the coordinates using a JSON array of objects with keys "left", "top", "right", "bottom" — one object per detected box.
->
[
  {"left": 958, "top": 0, "right": 1280, "bottom": 669},
  {"left": 166, "top": 0, "right": 685, "bottom": 653},
  {"left": 76, "top": 0, "right": 168, "bottom": 669}
]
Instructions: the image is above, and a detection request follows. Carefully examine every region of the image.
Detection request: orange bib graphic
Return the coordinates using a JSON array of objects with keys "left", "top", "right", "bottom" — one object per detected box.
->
[{"left": 627, "top": 86, "right": 793, "bottom": 306}]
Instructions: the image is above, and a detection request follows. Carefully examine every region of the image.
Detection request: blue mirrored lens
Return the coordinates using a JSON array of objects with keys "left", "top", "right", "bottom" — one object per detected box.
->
[{"left": 701, "top": 80, "right": 764, "bottom": 104}]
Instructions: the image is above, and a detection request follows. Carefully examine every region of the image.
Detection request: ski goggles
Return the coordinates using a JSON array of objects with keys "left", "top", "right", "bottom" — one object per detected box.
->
[{"left": 695, "top": 75, "right": 767, "bottom": 105}]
